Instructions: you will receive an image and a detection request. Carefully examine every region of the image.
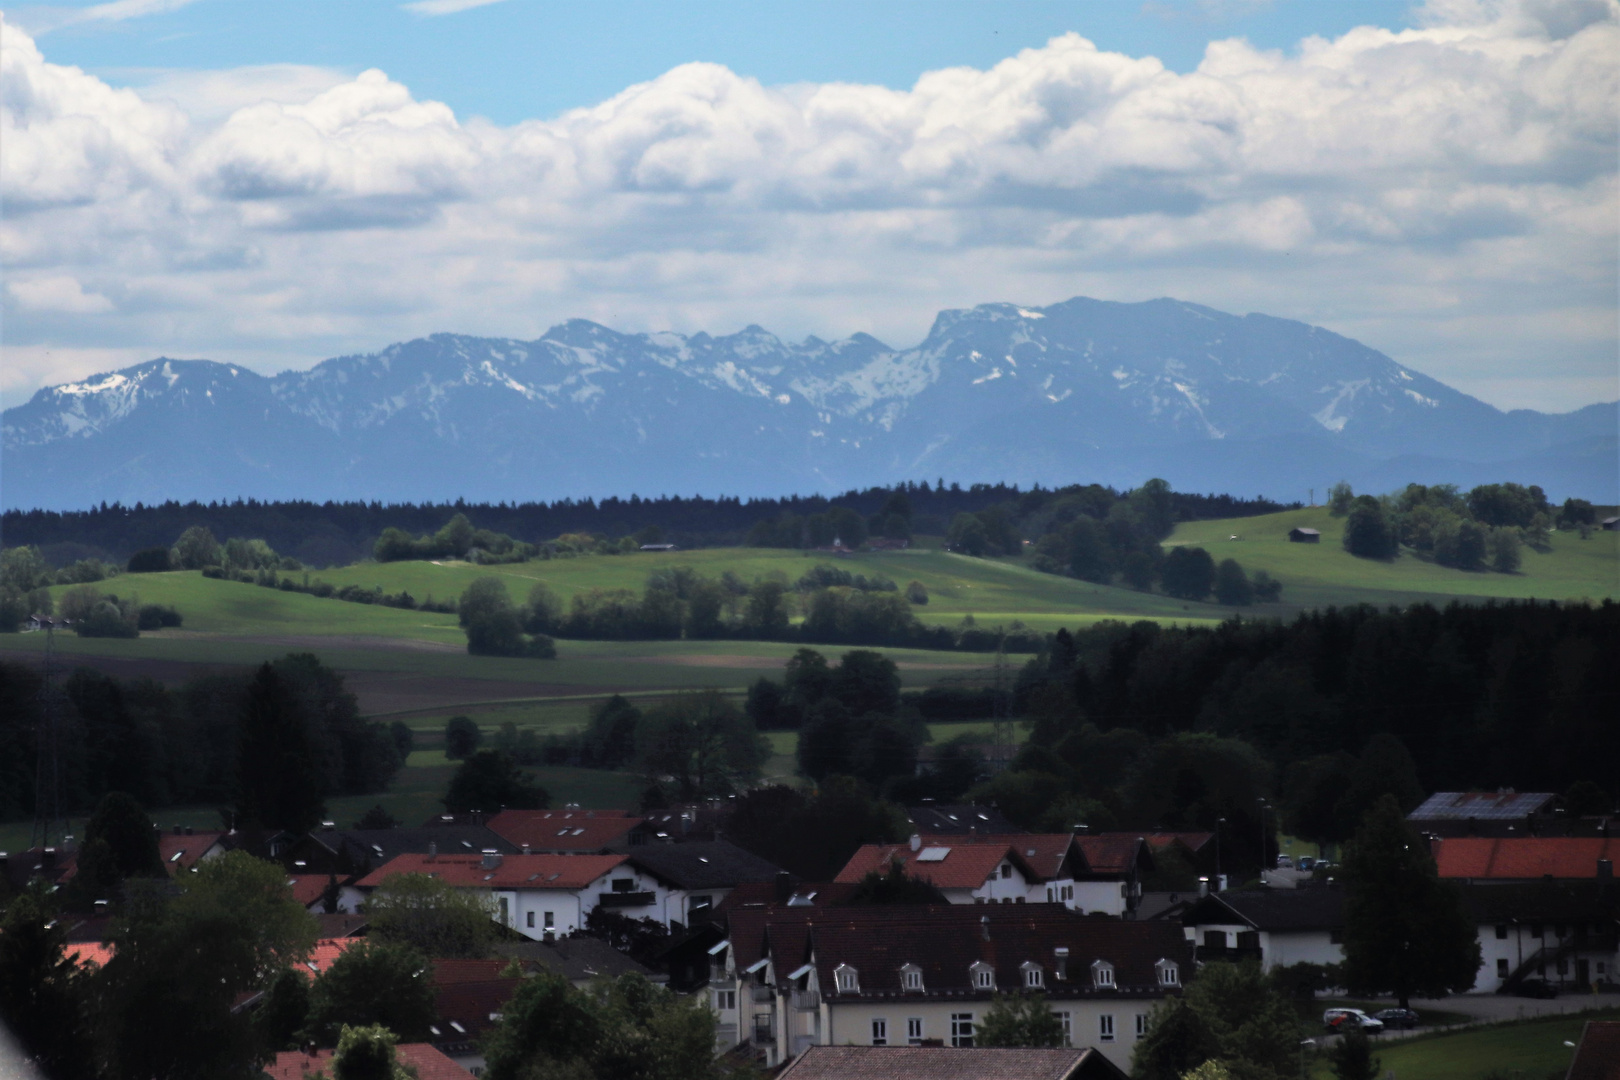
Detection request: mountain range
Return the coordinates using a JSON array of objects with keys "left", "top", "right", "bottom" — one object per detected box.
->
[{"left": 3, "top": 296, "right": 1614, "bottom": 510}]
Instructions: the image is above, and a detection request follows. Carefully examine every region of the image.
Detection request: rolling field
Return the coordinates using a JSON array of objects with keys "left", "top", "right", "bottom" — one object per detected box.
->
[{"left": 1313, "top": 1008, "right": 1620, "bottom": 1080}]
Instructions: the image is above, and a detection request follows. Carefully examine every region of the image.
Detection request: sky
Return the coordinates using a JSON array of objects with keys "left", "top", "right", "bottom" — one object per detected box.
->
[{"left": 1, "top": 0, "right": 1616, "bottom": 413}]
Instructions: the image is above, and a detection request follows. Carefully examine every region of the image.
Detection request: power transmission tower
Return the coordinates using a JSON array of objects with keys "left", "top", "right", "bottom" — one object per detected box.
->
[{"left": 31, "top": 624, "right": 65, "bottom": 851}]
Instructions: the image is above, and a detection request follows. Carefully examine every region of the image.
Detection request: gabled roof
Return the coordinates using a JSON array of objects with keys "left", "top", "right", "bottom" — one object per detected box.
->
[
  {"left": 1457, "top": 880, "right": 1620, "bottom": 924},
  {"left": 286, "top": 874, "right": 332, "bottom": 908},
  {"left": 1182, "top": 887, "right": 1346, "bottom": 932},
  {"left": 487, "top": 809, "right": 643, "bottom": 852},
  {"left": 1434, "top": 837, "right": 1620, "bottom": 879},
  {"left": 907, "top": 833, "right": 1075, "bottom": 882},
  {"left": 295, "top": 825, "right": 519, "bottom": 867},
  {"left": 495, "top": 935, "right": 655, "bottom": 982},
  {"left": 432, "top": 976, "right": 521, "bottom": 1044},
  {"left": 727, "top": 904, "right": 1189, "bottom": 1000},
  {"left": 625, "top": 841, "right": 785, "bottom": 890},
  {"left": 313, "top": 912, "right": 369, "bottom": 938},
  {"left": 904, "top": 805, "right": 1024, "bottom": 836},
  {"left": 1141, "top": 832, "right": 1214, "bottom": 855},
  {"left": 65, "top": 942, "right": 115, "bottom": 969},
  {"left": 719, "top": 880, "right": 860, "bottom": 911},
  {"left": 296, "top": 938, "right": 361, "bottom": 982},
  {"left": 264, "top": 1043, "right": 473, "bottom": 1080},
  {"left": 777, "top": 1045, "right": 1124, "bottom": 1080},
  {"left": 833, "top": 843, "right": 1036, "bottom": 890},
  {"left": 1410, "top": 791, "right": 1558, "bottom": 821},
  {"left": 432, "top": 958, "right": 513, "bottom": 985},
  {"left": 354, "top": 852, "right": 628, "bottom": 890},
  {"left": 158, "top": 831, "right": 225, "bottom": 875},
  {"left": 1073, "top": 835, "right": 1152, "bottom": 876}
]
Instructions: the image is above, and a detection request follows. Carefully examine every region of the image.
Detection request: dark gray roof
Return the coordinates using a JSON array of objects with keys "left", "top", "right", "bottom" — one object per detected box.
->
[
  {"left": 904, "top": 804, "right": 1023, "bottom": 835},
  {"left": 1458, "top": 880, "right": 1620, "bottom": 924},
  {"left": 1183, "top": 887, "right": 1345, "bottom": 931},
  {"left": 627, "top": 840, "right": 785, "bottom": 890},
  {"left": 311, "top": 826, "right": 519, "bottom": 865},
  {"left": 495, "top": 936, "right": 656, "bottom": 982},
  {"left": 1409, "top": 791, "right": 1558, "bottom": 821}
]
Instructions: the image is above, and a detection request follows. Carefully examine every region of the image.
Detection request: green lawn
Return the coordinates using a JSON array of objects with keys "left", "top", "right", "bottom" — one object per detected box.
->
[{"left": 1329, "top": 1009, "right": 1620, "bottom": 1080}]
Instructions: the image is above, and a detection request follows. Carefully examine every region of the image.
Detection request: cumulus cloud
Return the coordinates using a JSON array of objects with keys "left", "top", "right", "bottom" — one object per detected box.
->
[{"left": 1, "top": 0, "right": 1615, "bottom": 411}]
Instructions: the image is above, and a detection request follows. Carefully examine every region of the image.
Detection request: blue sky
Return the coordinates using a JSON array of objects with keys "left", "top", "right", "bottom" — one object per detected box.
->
[
  {"left": 2, "top": 0, "right": 1615, "bottom": 414},
  {"left": 27, "top": 1, "right": 1418, "bottom": 124}
]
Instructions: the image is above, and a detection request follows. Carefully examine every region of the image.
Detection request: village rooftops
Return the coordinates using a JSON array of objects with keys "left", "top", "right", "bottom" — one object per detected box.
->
[
  {"left": 1434, "top": 837, "right": 1620, "bottom": 880},
  {"left": 725, "top": 904, "right": 1189, "bottom": 1002},
  {"left": 835, "top": 842, "right": 1038, "bottom": 891},
  {"left": 777, "top": 1045, "right": 1126, "bottom": 1080},
  {"left": 264, "top": 1043, "right": 472, "bottom": 1080},
  {"left": 1072, "top": 835, "right": 1155, "bottom": 877},
  {"left": 913, "top": 833, "right": 1076, "bottom": 882},
  {"left": 621, "top": 840, "right": 785, "bottom": 891},
  {"left": 158, "top": 830, "right": 226, "bottom": 875},
  {"left": 354, "top": 852, "right": 629, "bottom": 890},
  {"left": 286, "top": 825, "right": 519, "bottom": 873},
  {"left": 905, "top": 805, "right": 1023, "bottom": 836},
  {"left": 1410, "top": 791, "right": 1559, "bottom": 821},
  {"left": 495, "top": 935, "right": 658, "bottom": 984},
  {"left": 1181, "top": 886, "right": 1346, "bottom": 932},
  {"left": 486, "top": 808, "right": 642, "bottom": 853}
]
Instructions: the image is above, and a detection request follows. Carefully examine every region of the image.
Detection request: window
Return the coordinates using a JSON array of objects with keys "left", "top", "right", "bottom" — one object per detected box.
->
[
  {"left": 971, "top": 963, "right": 995, "bottom": 989},
  {"left": 715, "top": 990, "right": 736, "bottom": 1011},
  {"left": 1052, "top": 1011, "right": 1071, "bottom": 1046},
  {"left": 950, "top": 1013, "right": 974, "bottom": 1048},
  {"left": 1023, "top": 963, "right": 1044, "bottom": 988},
  {"left": 901, "top": 965, "right": 923, "bottom": 991},
  {"left": 1237, "top": 931, "right": 1260, "bottom": 950},
  {"left": 498, "top": 897, "right": 509, "bottom": 924},
  {"left": 526, "top": 911, "right": 535, "bottom": 928},
  {"left": 1062, "top": 885, "right": 1074, "bottom": 902},
  {"left": 1495, "top": 924, "right": 1508, "bottom": 940},
  {"left": 907, "top": 1018, "right": 924, "bottom": 1045},
  {"left": 1156, "top": 959, "right": 1180, "bottom": 987},
  {"left": 544, "top": 911, "right": 554, "bottom": 930},
  {"left": 1092, "top": 960, "right": 1115, "bottom": 989},
  {"left": 1135, "top": 1014, "right": 1149, "bottom": 1038},
  {"left": 1557, "top": 958, "right": 1569, "bottom": 976},
  {"left": 1203, "top": 930, "right": 1228, "bottom": 949},
  {"left": 871, "top": 1019, "right": 888, "bottom": 1046},
  {"left": 1047, "top": 887, "right": 1055, "bottom": 902},
  {"left": 611, "top": 878, "right": 636, "bottom": 893},
  {"left": 1099, "top": 1014, "right": 1115, "bottom": 1042},
  {"left": 1497, "top": 959, "right": 1510, "bottom": 978},
  {"left": 1555, "top": 923, "right": 1568, "bottom": 939},
  {"left": 1000, "top": 864, "right": 1012, "bottom": 879},
  {"left": 836, "top": 965, "right": 860, "bottom": 993},
  {"left": 1530, "top": 923, "right": 1544, "bottom": 939}
]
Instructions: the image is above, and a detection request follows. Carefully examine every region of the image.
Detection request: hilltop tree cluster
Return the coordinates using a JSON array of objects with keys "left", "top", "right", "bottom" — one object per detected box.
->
[{"left": 1329, "top": 480, "right": 1586, "bottom": 569}]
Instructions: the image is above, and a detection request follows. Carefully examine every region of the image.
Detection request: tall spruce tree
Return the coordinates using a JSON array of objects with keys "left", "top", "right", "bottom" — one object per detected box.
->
[
  {"left": 237, "top": 662, "right": 326, "bottom": 834},
  {"left": 1341, "top": 795, "right": 1481, "bottom": 1008}
]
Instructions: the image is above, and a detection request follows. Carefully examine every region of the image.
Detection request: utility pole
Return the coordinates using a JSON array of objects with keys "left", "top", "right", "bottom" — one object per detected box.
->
[
  {"left": 990, "top": 643, "right": 1011, "bottom": 766},
  {"left": 31, "top": 623, "right": 65, "bottom": 851},
  {"left": 1214, "top": 816, "right": 1226, "bottom": 891},
  {"left": 1258, "top": 799, "right": 1271, "bottom": 876}
]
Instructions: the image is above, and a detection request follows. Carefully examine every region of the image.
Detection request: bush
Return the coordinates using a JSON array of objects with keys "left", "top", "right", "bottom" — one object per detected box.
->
[
  {"left": 1160, "top": 546, "right": 1216, "bottom": 600},
  {"left": 136, "top": 604, "right": 182, "bottom": 630},
  {"left": 905, "top": 581, "right": 928, "bottom": 605},
  {"left": 1343, "top": 496, "right": 1400, "bottom": 559},
  {"left": 76, "top": 599, "right": 138, "bottom": 638}
]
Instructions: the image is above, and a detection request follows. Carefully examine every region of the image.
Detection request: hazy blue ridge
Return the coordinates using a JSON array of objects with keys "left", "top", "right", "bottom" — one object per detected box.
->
[{"left": 3, "top": 297, "right": 1614, "bottom": 509}]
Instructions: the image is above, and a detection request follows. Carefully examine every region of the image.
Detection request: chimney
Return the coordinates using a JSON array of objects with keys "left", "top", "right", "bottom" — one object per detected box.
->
[
  {"left": 980, "top": 915, "right": 991, "bottom": 941},
  {"left": 427, "top": 842, "right": 436, "bottom": 862},
  {"left": 1198, "top": 876, "right": 1210, "bottom": 898},
  {"left": 521, "top": 844, "right": 531, "bottom": 856},
  {"left": 775, "top": 871, "right": 793, "bottom": 903},
  {"left": 481, "top": 850, "right": 502, "bottom": 870},
  {"left": 173, "top": 824, "right": 183, "bottom": 835},
  {"left": 185, "top": 826, "right": 193, "bottom": 836},
  {"left": 41, "top": 848, "right": 56, "bottom": 870},
  {"left": 909, "top": 834, "right": 922, "bottom": 852}
]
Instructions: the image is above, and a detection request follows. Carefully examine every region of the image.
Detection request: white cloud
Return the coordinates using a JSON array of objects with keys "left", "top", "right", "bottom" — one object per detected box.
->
[
  {"left": 11, "top": 0, "right": 203, "bottom": 36},
  {"left": 8, "top": 276, "right": 114, "bottom": 313},
  {"left": 0, "top": 0, "right": 1615, "bottom": 412},
  {"left": 400, "top": 0, "right": 510, "bottom": 15}
]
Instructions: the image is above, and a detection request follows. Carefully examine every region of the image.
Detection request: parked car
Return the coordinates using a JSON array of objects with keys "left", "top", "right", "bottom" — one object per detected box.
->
[
  {"left": 1296, "top": 856, "right": 1316, "bottom": 872},
  {"left": 1373, "top": 1008, "right": 1420, "bottom": 1029},
  {"left": 1275, "top": 855, "right": 1294, "bottom": 869},
  {"left": 1513, "top": 979, "right": 1559, "bottom": 999},
  {"left": 1323, "top": 1008, "right": 1384, "bottom": 1034}
]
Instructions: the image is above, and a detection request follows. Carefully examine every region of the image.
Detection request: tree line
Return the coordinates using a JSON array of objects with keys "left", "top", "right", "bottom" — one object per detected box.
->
[
  {"left": 2, "top": 481, "right": 1296, "bottom": 568},
  {"left": 1332, "top": 479, "right": 1601, "bottom": 568},
  {"left": 0, "top": 654, "right": 407, "bottom": 828}
]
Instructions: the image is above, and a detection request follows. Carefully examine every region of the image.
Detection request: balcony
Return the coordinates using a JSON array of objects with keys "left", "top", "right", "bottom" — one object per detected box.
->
[
  {"left": 791, "top": 990, "right": 820, "bottom": 1011},
  {"left": 598, "top": 891, "right": 656, "bottom": 908},
  {"left": 709, "top": 965, "right": 736, "bottom": 987},
  {"left": 750, "top": 985, "right": 776, "bottom": 1004},
  {"left": 751, "top": 1020, "right": 774, "bottom": 1044}
]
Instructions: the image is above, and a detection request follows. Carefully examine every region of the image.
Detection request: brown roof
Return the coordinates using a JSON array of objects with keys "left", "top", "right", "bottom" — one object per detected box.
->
[
  {"left": 432, "top": 958, "right": 513, "bottom": 984},
  {"left": 1141, "top": 832, "right": 1214, "bottom": 855},
  {"left": 1072, "top": 836, "right": 1148, "bottom": 876},
  {"left": 834, "top": 843, "right": 1036, "bottom": 890},
  {"left": 286, "top": 874, "right": 331, "bottom": 908},
  {"left": 313, "top": 912, "right": 369, "bottom": 938},
  {"left": 1568, "top": 1020, "right": 1620, "bottom": 1080},
  {"left": 777, "top": 1046, "right": 1121, "bottom": 1080},
  {"left": 487, "top": 809, "right": 642, "bottom": 852},
  {"left": 727, "top": 904, "right": 1189, "bottom": 1001},
  {"left": 914, "top": 834, "right": 1075, "bottom": 882},
  {"left": 264, "top": 1043, "right": 473, "bottom": 1080},
  {"left": 158, "top": 831, "right": 225, "bottom": 875},
  {"left": 719, "top": 880, "right": 860, "bottom": 911},
  {"left": 432, "top": 977, "right": 521, "bottom": 1043},
  {"left": 1434, "top": 837, "right": 1620, "bottom": 880},
  {"left": 354, "top": 852, "right": 628, "bottom": 890}
]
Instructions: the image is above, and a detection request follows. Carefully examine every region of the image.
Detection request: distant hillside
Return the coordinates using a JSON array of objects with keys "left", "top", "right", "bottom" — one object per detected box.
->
[{"left": 4, "top": 296, "right": 1615, "bottom": 509}]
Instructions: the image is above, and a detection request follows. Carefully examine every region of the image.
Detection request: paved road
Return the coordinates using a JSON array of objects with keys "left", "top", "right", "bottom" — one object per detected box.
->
[{"left": 1315, "top": 991, "right": 1618, "bottom": 1045}]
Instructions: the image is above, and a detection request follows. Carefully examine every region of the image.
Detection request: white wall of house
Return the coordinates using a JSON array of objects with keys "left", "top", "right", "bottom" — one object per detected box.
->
[
  {"left": 1471, "top": 922, "right": 1618, "bottom": 993},
  {"left": 965, "top": 861, "right": 1038, "bottom": 904},
  {"left": 1261, "top": 929, "right": 1343, "bottom": 969},
  {"left": 1070, "top": 881, "right": 1128, "bottom": 916}
]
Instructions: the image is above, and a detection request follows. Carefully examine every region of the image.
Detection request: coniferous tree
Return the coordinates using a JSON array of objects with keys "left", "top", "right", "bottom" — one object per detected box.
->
[
  {"left": 74, "top": 791, "right": 164, "bottom": 899},
  {"left": 1341, "top": 795, "right": 1481, "bottom": 1009},
  {"left": 237, "top": 662, "right": 326, "bottom": 834}
]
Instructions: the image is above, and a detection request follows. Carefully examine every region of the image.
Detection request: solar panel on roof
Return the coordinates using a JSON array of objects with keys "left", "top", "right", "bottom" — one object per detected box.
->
[{"left": 917, "top": 847, "right": 951, "bottom": 862}]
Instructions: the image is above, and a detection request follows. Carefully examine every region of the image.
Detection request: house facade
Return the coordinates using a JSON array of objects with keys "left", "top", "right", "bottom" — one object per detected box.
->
[
  {"left": 711, "top": 905, "right": 1189, "bottom": 1071},
  {"left": 1178, "top": 887, "right": 1345, "bottom": 971}
]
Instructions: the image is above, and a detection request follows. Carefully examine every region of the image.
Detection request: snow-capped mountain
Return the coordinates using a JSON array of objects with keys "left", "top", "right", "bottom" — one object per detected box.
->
[{"left": 4, "top": 297, "right": 1614, "bottom": 509}]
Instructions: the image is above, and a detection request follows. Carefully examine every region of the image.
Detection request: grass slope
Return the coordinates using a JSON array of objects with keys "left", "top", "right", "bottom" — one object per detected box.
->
[{"left": 1330, "top": 1008, "right": 1620, "bottom": 1080}]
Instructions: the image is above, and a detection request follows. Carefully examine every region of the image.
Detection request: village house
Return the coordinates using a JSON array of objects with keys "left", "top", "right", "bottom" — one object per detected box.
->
[
  {"left": 1178, "top": 886, "right": 1345, "bottom": 970},
  {"left": 615, "top": 840, "right": 788, "bottom": 927},
  {"left": 776, "top": 1045, "right": 1127, "bottom": 1080},
  {"left": 1409, "top": 790, "right": 1564, "bottom": 838},
  {"left": 1287, "top": 527, "right": 1320, "bottom": 543},
  {"left": 834, "top": 837, "right": 1044, "bottom": 907},
  {"left": 710, "top": 904, "right": 1189, "bottom": 1071}
]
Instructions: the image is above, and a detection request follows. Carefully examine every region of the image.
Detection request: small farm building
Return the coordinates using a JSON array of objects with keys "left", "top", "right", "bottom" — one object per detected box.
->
[{"left": 1288, "top": 527, "right": 1321, "bottom": 543}]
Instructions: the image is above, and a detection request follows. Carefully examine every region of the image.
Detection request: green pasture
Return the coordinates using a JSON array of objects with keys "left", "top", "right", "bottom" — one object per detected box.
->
[
  {"left": 1315, "top": 1008, "right": 1620, "bottom": 1080},
  {"left": 1170, "top": 507, "right": 1619, "bottom": 610}
]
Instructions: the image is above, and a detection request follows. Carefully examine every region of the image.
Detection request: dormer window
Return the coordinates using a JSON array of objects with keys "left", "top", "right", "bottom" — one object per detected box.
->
[
  {"left": 1020, "top": 962, "right": 1044, "bottom": 988},
  {"left": 1156, "top": 959, "right": 1180, "bottom": 987},
  {"left": 970, "top": 962, "right": 995, "bottom": 990},
  {"left": 900, "top": 964, "right": 924, "bottom": 992},
  {"left": 835, "top": 964, "right": 860, "bottom": 994},
  {"left": 1091, "top": 960, "right": 1115, "bottom": 989}
]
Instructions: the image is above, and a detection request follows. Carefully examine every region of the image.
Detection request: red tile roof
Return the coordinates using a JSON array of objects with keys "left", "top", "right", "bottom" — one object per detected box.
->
[
  {"left": 354, "top": 852, "right": 628, "bottom": 890},
  {"left": 1073, "top": 836, "right": 1147, "bottom": 876},
  {"left": 912, "top": 834, "right": 1076, "bottom": 882},
  {"left": 65, "top": 942, "right": 114, "bottom": 969},
  {"left": 433, "top": 977, "right": 522, "bottom": 1041},
  {"left": 158, "top": 832, "right": 224, "bottom": 876},
  {"left": 293, "top": 938, "right": 362, "bottom": 982},
  {"left": 286, "top": 874, "right": 331, "bottom": 908},
  {"left": 1141, "top": 832, "right": 1214, "bottom": 854},
  {"left": 487, "top": 809, "right": 642, "bottom": 852},
  {"left": 432, "top": 958, "right": 514, "bottom": 984},
  {"left": 834, "top": 843, "right": 1034, "bottom": 890},
  {"left": 264, "top": 1043, "right": 473, "bottom": 1080},
  {"left": 1567, "top": 1020, "right": 1620, "bottom": 1080},
  {"left": 778, "top": 1045, "right": 1113, "bottom": 1080},
  {"left": 1433, "top": 837, "right": 1620, "bottom": 879}
]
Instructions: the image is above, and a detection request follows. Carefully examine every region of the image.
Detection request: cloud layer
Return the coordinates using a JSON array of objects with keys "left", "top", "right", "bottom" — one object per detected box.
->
[{"left": 2, "top": 0, "right": 1616, "bottom": 411}]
